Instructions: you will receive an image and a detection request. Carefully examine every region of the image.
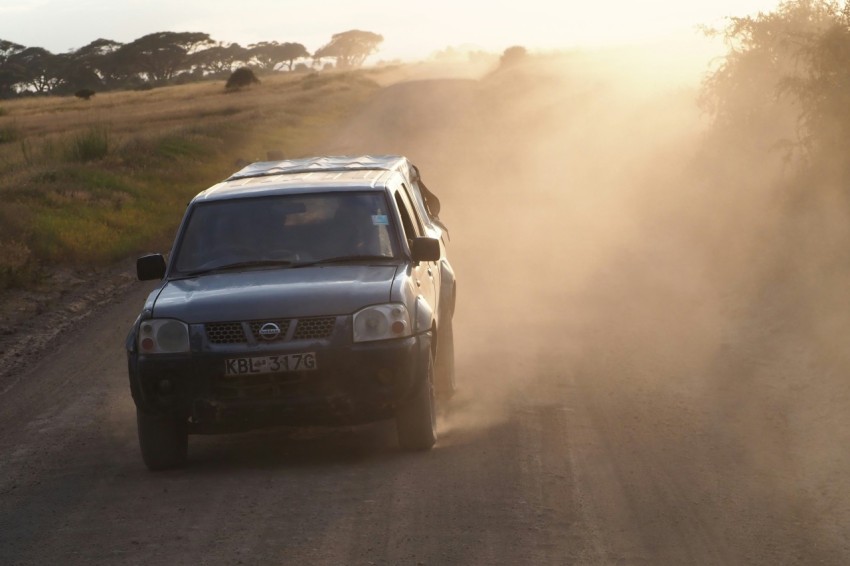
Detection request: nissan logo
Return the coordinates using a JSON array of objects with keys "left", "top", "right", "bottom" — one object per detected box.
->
[{"left": 258, "top": 322, "right": 281, "bottom": 340}]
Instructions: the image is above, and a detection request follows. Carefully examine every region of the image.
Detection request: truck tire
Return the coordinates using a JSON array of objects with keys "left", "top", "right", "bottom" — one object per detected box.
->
[
  {"left": 136, "top": 408, "right": 188, "bottom": 470},
  {"left": 396, "top": 351, "right": 437, "bottom": 450}
]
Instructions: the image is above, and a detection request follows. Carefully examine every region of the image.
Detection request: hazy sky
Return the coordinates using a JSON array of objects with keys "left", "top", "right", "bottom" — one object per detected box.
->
[{"left": 2, "top": 0, "right": 783, "bottom": 59}]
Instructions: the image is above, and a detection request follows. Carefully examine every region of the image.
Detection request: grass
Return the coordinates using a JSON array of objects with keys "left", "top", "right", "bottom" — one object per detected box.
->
[
  {"left": 0, "top": 70, "right": 381, "bottom": 289},
  {"left": 0, "top": 122, "right": 19, "bottom": 144},
  {"left": 66, "top": 125, "right": 110, "bottom": 162}
]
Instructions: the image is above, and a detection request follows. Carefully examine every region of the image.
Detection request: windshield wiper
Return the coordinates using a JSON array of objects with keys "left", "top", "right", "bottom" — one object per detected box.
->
[
  {"left": 178, "top": 259, "right": 295, "bottom": 278},
  {"left": 293, "top": 255, "right": 396, "bottom": 268}
]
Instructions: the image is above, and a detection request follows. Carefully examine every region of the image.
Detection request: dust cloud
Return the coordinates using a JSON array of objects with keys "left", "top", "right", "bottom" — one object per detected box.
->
[{"left": 328, "top": 43, "right": 850, "bottom": 552}]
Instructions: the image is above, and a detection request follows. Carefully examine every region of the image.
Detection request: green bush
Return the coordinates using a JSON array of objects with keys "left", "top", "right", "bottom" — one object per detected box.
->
[{"left": 66, "top": 125, "right": 110, "bottom": 162}]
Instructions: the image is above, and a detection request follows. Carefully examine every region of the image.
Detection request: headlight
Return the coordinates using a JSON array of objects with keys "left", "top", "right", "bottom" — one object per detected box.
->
[
  {"left": 138, "top": 319, "right": 190, "bottom": 354},
  {"left": 353, "top": 304, "right": 412, "bottom": 343}
]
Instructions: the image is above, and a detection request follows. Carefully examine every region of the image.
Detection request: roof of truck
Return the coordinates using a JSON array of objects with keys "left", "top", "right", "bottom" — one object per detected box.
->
[{"left": 192, "top": 155, "right": 414, "bottom": 202}]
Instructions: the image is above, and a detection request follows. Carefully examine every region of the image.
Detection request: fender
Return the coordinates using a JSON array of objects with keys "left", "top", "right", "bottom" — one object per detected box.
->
[
  {"left": 439, "top": 259, "right": 457, "bottom": 320},
  {"left": 414, "top": 295, "right": 434, "bottom": 335}
]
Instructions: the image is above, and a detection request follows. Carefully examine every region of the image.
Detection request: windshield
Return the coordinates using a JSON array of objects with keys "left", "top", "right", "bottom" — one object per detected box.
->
[{"left": 172, "top": 192, "right": 399, "bottom": 274}]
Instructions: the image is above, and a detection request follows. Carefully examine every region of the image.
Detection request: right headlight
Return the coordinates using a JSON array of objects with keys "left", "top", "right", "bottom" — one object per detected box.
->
[
  {"left": 353, "top": 304, "right": 412, "bottom": 343},
  {"left": 138, "top": 319, "right": 190, "bottom": 354}
]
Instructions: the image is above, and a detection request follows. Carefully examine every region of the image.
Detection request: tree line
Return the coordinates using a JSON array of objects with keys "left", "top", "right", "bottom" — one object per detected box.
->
[{"left": 0, "top": 29, "right": 384, "bottom": 98}]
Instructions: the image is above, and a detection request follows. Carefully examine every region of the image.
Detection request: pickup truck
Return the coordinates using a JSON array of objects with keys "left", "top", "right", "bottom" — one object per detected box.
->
[{"left": 126, "top": 155, "right": 456, "bottom": 470}]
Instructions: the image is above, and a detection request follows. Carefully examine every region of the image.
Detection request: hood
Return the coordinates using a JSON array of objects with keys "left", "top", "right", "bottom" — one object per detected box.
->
[{"left": 151, "top": 265, "right": 397, "bottom": 323}]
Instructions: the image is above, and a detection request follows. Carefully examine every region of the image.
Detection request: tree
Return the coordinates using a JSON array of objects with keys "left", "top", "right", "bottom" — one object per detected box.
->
[
  {"left": 248, "top": 41, "right": 309, "bottom": 71},
  {"left": 784, "top": 5, "right": 850, "bottom": 151},
  {"left": 314, "top": 30, "right": 383, "bottom": 69},
  {"left": 701, "top": 1, "right": 843, "bottom": 146},
  {"left": 53, "top": 39, "right": 123, "bottom": 93},
  {"left": 0, "top": 39, "right": 25, "bottom": 97},
  {"left": 279, "top": 42, "right": 310, "bottom": 70},
  {"left": 499, "top": 46, "right": 528, "bottom": 67},
  {"left": 189, "top": 42, "right": 249, "bottom": 75},
  {"left": 5, "top": 47, "right": 66, "bottom": 94},
  {"left": 113, "top": 32, "right": 214, "bottom": 84},
  {"left": 0, "top": 39, "right": 24, "bottom": 64},
  {"left": 69, "top": 38, "right": 122, "bottom": 86},
  {"left": 73, "top": 38, "right": 123, "bottom": 61}
]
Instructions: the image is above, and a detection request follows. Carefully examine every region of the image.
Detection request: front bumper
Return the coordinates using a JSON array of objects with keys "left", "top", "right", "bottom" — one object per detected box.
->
[{"left": 128, "top": 332, "right": 431, "bottom": 432}]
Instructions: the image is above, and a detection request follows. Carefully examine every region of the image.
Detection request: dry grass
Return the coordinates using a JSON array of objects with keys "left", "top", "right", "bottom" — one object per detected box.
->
[{"left": 0, "top": 71, "right": 380, "bottom": 288}]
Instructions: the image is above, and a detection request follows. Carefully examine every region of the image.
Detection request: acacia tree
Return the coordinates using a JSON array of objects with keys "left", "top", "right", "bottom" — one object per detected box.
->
[
  {"left": 5, "top": 47, "right": 67, "bottom": 94},
  {"left": 314, "top": 30, "right": 383, "bottom": 69},
  {"left": 278, "top": 42, "right": 310, "bottom": 71},
  {"left": 702, "top": 0, "right": 850, "bottom": 178},
  {"left": 785, "top": 4, "right": 850, "bottom": 151},
  {"left": 113, "top": 32, "right": 214, "bottom": 84},
  {"left": 701, "top": 1, "right": 844, "bottom": 146},
  {"left": 248, "top": 41, "right": 309, "bottom": 71},
  {"left": 60, "top": 38, "right": 123, "bottom": 92},
  {"left": 0, "top": 39, "right": 25, "bottom": 97},
  {"left": 0, "top": 39, "right": 24, "bottom": 64},
  {"left": 189, "top": 42, "right": 249, "bottom": 75},
  {"left": 0, "top": 28, "right": 380, "bottom": 96}
]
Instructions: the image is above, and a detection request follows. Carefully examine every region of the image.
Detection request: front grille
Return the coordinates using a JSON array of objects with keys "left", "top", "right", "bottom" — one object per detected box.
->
[
  {"left": 293, "top": 317, "right": 336, "bottom": 340},
  {"left": 249, "top": 320, "right": 291, "bottom": 342},
  {"left": 205, "top": 316, "right": 336, "bottom": 345},
  {"left": 206, "top": 322, "right": 247, "bottom": 344}
]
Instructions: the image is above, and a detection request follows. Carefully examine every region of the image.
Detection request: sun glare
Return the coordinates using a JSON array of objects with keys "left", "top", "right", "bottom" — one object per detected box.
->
[
  {"left": 377, "top": 0, "right": 784, "bottom": 59},
  {"left": 2, "top": 0, "right": 785, "bottom": 63}
]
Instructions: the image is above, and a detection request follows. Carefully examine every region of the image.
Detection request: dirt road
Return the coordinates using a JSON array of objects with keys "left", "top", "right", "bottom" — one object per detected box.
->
[{"left": 1, "top": 66, "right": 849, "bottom": 565}]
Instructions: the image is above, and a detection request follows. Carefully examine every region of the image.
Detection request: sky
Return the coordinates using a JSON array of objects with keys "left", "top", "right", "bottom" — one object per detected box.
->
[{"left": 1, "top": 0, "right": 784, "bottom": 60}]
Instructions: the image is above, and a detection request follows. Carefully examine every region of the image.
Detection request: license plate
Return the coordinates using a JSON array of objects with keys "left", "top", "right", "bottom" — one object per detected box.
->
[{"left": 224, "top": 353, "right": 317, "bottom": 376}]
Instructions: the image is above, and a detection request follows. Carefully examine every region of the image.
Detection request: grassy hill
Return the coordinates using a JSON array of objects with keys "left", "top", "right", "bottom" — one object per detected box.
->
[{"left": 0, "top": 70, "right": 381, "bottom": 289}]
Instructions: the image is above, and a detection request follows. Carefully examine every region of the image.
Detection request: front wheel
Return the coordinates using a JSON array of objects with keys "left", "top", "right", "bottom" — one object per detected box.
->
[
  {"left": 396, "top": 351, "right": 437, "bottom": 451},
  {"left": 136, "top": 408, "right": 188, "bottom": 471}
]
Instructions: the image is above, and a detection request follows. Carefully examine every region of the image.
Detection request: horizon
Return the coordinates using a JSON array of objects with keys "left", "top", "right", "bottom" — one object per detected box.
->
[{"left": 3, "top": 0, "right": 782, "bottom": 62}]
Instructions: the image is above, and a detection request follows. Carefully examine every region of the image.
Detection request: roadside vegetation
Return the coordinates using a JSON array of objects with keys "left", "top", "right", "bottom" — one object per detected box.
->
[
  {"left": 5, "top": 0, "right": 848, "bottom": 294},
  {"left": 0, "top": 70, "right": 380, "bottom": 288}
]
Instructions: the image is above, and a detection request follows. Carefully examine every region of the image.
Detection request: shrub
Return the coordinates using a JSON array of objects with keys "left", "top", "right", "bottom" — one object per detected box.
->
[
  {"left": 74, "top": 89, "right": 96, "bottom": 100},
  {"left": 226, "top": 67, "right": 260, "bottom": 90},
  {"left": 500, "top": 46, "right": 528, "bottom": 68},
  {"left": 66, "top": 125, "right": 110, "bottom": 162}
]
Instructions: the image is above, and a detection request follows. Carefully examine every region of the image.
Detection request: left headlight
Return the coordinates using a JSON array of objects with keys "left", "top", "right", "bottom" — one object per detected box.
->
[
  {"left": 353, "top": 304, "right": 412, "bottom": 343},
  {"left": 138, "top": 319, "right": 190, "bottom": 354}
]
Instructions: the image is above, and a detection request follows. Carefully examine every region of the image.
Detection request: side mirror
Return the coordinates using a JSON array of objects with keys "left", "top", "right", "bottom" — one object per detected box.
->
[
  {"left": 411, "top": 237, "right": 440, "bottom": 262},
  {"left": 137, "top": 253, "right": 166, "bottom": 281}
]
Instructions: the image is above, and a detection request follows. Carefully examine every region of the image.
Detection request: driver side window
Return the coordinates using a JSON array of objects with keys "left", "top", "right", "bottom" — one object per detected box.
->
[{"left": 394, "top": 190, "right": 419, "bottom": 245}]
